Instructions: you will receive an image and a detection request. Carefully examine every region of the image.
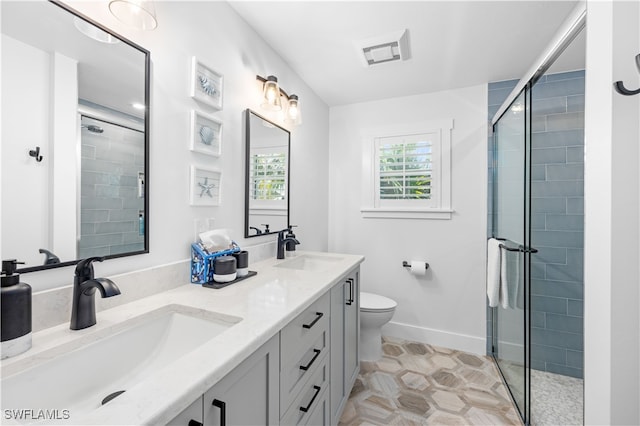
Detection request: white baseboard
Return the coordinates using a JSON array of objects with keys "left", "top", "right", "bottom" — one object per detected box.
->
[{"left": 382, "top": 321, "right": 486, "bottom": 356}]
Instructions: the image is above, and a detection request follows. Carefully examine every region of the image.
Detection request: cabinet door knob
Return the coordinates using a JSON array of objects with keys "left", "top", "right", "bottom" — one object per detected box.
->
[
  {"left": 188, "top": 420, "right": 203, "bottom": 426},
  {"left": 299, "top": 349, "right": 322, "bottom": 371},
  {"left": 299, "top": 385, "right": 321, "bottom": 413},
  {"left": 302, "top": 312, "right": 323, "bottom": 329},
  {"left": 212, "top": 399, "right": 226, "bottom": 426}
]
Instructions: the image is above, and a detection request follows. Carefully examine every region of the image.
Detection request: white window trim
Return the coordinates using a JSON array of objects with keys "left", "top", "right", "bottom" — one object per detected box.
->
[{"left": 361, "top": 119, "right": 453, "bottom": 220}]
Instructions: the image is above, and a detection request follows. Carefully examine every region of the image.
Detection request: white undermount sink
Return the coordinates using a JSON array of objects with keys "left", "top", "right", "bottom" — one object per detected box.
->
[
  {"left": 1, "top": 304, "right": 241, "bottom": 421},
  {"left": 274, "top": 253, "right": 344, "bottom": 272}
]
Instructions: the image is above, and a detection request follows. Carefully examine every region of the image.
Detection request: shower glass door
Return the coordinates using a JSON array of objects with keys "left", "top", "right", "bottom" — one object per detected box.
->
[{"left": 491, "top": 89, "right": 531, "bottom": 422}]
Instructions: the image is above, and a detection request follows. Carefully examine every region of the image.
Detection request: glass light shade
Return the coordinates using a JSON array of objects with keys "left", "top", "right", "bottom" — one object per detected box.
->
[
  {"left": 73, "top": 17, "right": 120, "bottom": 44},
  {"left": 109, "top": 0, "right": 158, "bottom": 30},
  {"left": 261, "top": 76, "right": 282, "bottom": 111},
  {"left": 285, "top": 94, "right": 301, "bottom": 125}
]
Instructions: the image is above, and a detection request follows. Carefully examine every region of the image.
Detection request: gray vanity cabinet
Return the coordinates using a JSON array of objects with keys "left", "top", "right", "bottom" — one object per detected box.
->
[
  {"left": 167, "top": 265, "right": 361, "bottom": 426},
  {"left": 330, "top": 268, "right": 360, "bottom": 425},
  {"left": 203, "top": 334, "right": 280, "bottom": 426}
]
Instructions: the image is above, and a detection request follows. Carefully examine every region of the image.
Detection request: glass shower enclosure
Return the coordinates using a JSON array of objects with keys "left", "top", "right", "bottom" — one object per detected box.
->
[
  {"left": 491, "top": 88, "right": 533, "bottom": 421},
  {"left": 488, "top": 8, "right": 585, "bottom": 423}
]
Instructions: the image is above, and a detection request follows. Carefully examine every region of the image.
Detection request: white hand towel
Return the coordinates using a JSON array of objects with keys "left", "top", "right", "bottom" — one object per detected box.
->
[
  {"left": 501, "top": 247, "right": 520, "bottom": 309},
  {"left": 486, "top": 238, "right": 501, "bottom": 307}
]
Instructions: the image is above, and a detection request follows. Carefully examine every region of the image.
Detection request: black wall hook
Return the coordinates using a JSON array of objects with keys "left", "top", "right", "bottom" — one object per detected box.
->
[
  {"left": 29, "top": 146, "right": 43, "bottom": 162},
  {"left": 614, "top": 54, "right": 640, "bottom": 96}
]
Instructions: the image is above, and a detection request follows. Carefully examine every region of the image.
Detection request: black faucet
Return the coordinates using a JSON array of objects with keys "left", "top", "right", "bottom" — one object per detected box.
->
[
  {"left": 249, "top": 226, "right": 263, "bottom": 235},
  {"left": 70, "top": 257, "right": 121, "bottom": 330},
  {"left": 277, "top": 229, "right": 300, "bottom": 260}
]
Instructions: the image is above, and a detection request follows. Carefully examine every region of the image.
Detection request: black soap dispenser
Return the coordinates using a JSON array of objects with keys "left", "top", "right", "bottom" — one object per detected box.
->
[
  {"left": 285, "top": 226, "right": 298, "bottom": 258},
  {"left": 1, "top": 259, "right": 32, "bottom": 359}
]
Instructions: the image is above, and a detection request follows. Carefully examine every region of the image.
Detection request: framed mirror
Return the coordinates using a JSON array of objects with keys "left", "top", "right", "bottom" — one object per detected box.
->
[
  {"left": 244, "top": 110, "right": 290, "bottom": 238},
  {"left": 1, "top": 1, "right": 150, "bottom": 272}
]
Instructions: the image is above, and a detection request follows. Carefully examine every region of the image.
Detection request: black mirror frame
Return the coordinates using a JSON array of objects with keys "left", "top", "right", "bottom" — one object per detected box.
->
[
  {"left": 16, "top": 1, "right": 150, "bottom": 273},
  {"left": 244, "top": 109, "right": 290, "bottom": 238}
]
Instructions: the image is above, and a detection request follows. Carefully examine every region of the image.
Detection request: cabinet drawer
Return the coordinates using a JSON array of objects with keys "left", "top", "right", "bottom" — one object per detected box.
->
[
  {"left": 280, "top": 329, "right": 328, "bottom": 413},
  {"left": 280, "top": 354, "right": 329, "bottom": 426},
  {"left": 281, "top": 292, "right": 330, "bottom": 366}
]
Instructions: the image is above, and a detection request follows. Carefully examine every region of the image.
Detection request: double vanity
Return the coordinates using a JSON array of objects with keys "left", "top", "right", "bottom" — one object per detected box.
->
[{"left": 0, "top": 252, "right": 363, "bottom": 425}]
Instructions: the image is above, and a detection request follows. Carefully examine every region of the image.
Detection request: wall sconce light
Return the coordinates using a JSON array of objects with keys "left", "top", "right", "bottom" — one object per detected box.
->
[
  {"left": 109, "top": 0, "right": 158, "bottom": 30},
  {"left": 257, "top": 75, "right": 301, "bottom": 125},
  {"left": 285, "top": 94, "right": 301, "bottom": 125}
]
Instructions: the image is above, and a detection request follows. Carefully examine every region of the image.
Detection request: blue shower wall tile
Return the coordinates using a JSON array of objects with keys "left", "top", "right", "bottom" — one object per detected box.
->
[
  {"left": 533, "top": 230, "right": 583, "bottom": 248},
  {"left": 545, "top": 214, "right": 584, "bottom": 231},
  {"left": 531, "top": 279, "right": 582, "bottom": 299},
  {"left": 567, "top": 197, "right": 584, "bottom": 214},
  {"left": 532, "top": 165, "right": 546, "bottom": 181},
  {"left": 532, "top": 129, "right": 584, "bottom": 148},
  {"left": 546, "top": 313, "right": 583, "bottom": 334},
  {"left": 566, "top": 146, "right": 584, "bottom": 163},
  {"left": 546, "top": 164, "right": 584, "bottom": 181},
  {"left": 531, "top": 147, "right": 567, "bottom": 164},
  {"left": 531, "top": 198, "right": 566, "bottom": 214},
  {"left": 533, "top": 77, "right": 585, "bottom": 99},
  {"left": 567, "top": 94, "right": 585, "bottom": 112},
  {"left": 531, "top": 327, "right": 583, "bottom": 351},
  {"left": 531, "top": 262, "right": 546, "bottom": 279},
  {"left": 546, "top": 263, "right": 583, "bottom": 283},
  {"left": 566, "top": 350, "right": 584, "bottom": 369},
  {"left": 568, "top": 299, "right": 584, "bottom": 317},
  {"left": 546, "top": 112, "right": 585, "bottom": 131},
  {"left": 532, "top": 311, "right": 546, "bottom": 328},
  {"left": 489, "top": 87, "right": 517, "bottom": 106},
  {"left": 531, "top": 214, "right": 546, "bottom": 230},
  {"left": 531, "top": 343, "right": 566, "bottom": 364},
  {"left": 532, "top": 246, "right": 567, "bottom": 265},
  {"left": 532, "top": 97, "right": 567, "bottom": 115},
  {"left": 532, "top": 181, "right": 583, "bottom": 197},
  {"left": 532, "top": 295, "right": 567, "bottom": 314}
]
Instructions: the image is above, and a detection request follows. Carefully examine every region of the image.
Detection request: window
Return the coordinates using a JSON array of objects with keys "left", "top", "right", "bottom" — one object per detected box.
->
[
  {"left": 249, "top": 146, "right": 287, "bottom": 210},
  {"left": 361, "top": 120, "right": 452, "bottom": 219},
  {"left": 376, "top": 134, "right": 434, "bottom": 205},
  {"left": 250, "top": 152, "right": 286, "bottom": 201}
]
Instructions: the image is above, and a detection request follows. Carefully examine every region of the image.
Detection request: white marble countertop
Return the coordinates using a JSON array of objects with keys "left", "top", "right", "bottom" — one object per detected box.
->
[{"left": 0, "top": 251, "right": 364, "bottom": 425}]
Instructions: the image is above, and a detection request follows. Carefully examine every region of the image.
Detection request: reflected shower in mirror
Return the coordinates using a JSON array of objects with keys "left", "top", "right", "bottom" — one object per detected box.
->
[
  {"left": 244, "top": 110, "right": 290, "bottom": 238},
  {"left": 1, "top": 1, "right": 150, "bottom": 272}
]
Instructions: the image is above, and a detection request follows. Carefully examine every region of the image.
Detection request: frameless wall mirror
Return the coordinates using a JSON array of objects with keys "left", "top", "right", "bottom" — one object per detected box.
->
[
  {"left": 1, "top": 0, "right": 150, "bottom": 272},
  {"left": 244, "top": 109, "right": 290, "bottom": 238}
]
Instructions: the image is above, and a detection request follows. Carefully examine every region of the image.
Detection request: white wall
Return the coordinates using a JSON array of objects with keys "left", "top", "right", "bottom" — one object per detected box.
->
[
  {"left": 328, "top": 85, "right": 488, "bottom": 354},
  {"left": 6, "top": 1, "right": 329, "bottom": 290},
  {"left": 1, "top": 35, "right": 53, "bottom": 266},
  {"left": 584, "top": 1, "right": 640, "bottom": 424}
]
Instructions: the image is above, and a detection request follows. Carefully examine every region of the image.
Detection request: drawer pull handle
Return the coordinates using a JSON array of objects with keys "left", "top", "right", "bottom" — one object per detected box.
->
[
  {"left": 302, "top": 312, "right": 323, "bottom": 329},
  {"left": 188, "top": 421, "right": 203, "bottom": 426},
  {"left": 299, "top": 385, "right": 321, "bottom": 413},
  {"left": 299, "top": 349, "right": 321, "bottom": 371},
  {"left": 212, "top": 399, "right": 226, "bottom": 426},
  {"left": 346, "top": 278, "right": 354, "bottom": 305}
]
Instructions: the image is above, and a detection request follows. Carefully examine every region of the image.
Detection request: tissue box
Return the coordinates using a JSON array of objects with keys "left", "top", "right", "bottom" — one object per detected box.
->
[{"left": 190, "top": 242, "right": 240, "bottom": 284}]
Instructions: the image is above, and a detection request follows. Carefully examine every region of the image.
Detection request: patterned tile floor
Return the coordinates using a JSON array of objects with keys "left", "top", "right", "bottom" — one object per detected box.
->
[{"left": 339, "top": 336, "right": 522, "bottom": 425}]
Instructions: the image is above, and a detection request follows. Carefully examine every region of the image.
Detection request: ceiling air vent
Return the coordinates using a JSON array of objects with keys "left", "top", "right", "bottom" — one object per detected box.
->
[{"left": 356, "top": 29, "right": 410, "bottom": 67}]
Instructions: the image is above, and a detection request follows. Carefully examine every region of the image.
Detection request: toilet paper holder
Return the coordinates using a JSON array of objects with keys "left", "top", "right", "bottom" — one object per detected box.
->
[{"left": 402, "top": 261, "right": 429, "bottom": 270}]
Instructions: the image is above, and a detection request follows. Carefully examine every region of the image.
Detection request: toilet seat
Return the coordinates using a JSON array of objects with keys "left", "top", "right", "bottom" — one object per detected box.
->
[{"left": 360, "top": 292, "right": 397, "bottom": 312}]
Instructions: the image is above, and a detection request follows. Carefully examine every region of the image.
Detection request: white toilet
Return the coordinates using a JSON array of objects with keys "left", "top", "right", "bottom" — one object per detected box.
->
[{"left": 359, "top": 292, "right": 397, "bottom": 361}]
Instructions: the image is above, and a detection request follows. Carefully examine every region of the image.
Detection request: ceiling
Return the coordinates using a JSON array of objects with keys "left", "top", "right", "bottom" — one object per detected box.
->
[{"left": 229, "top": 1, "right": 584, "bottom": 107}]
